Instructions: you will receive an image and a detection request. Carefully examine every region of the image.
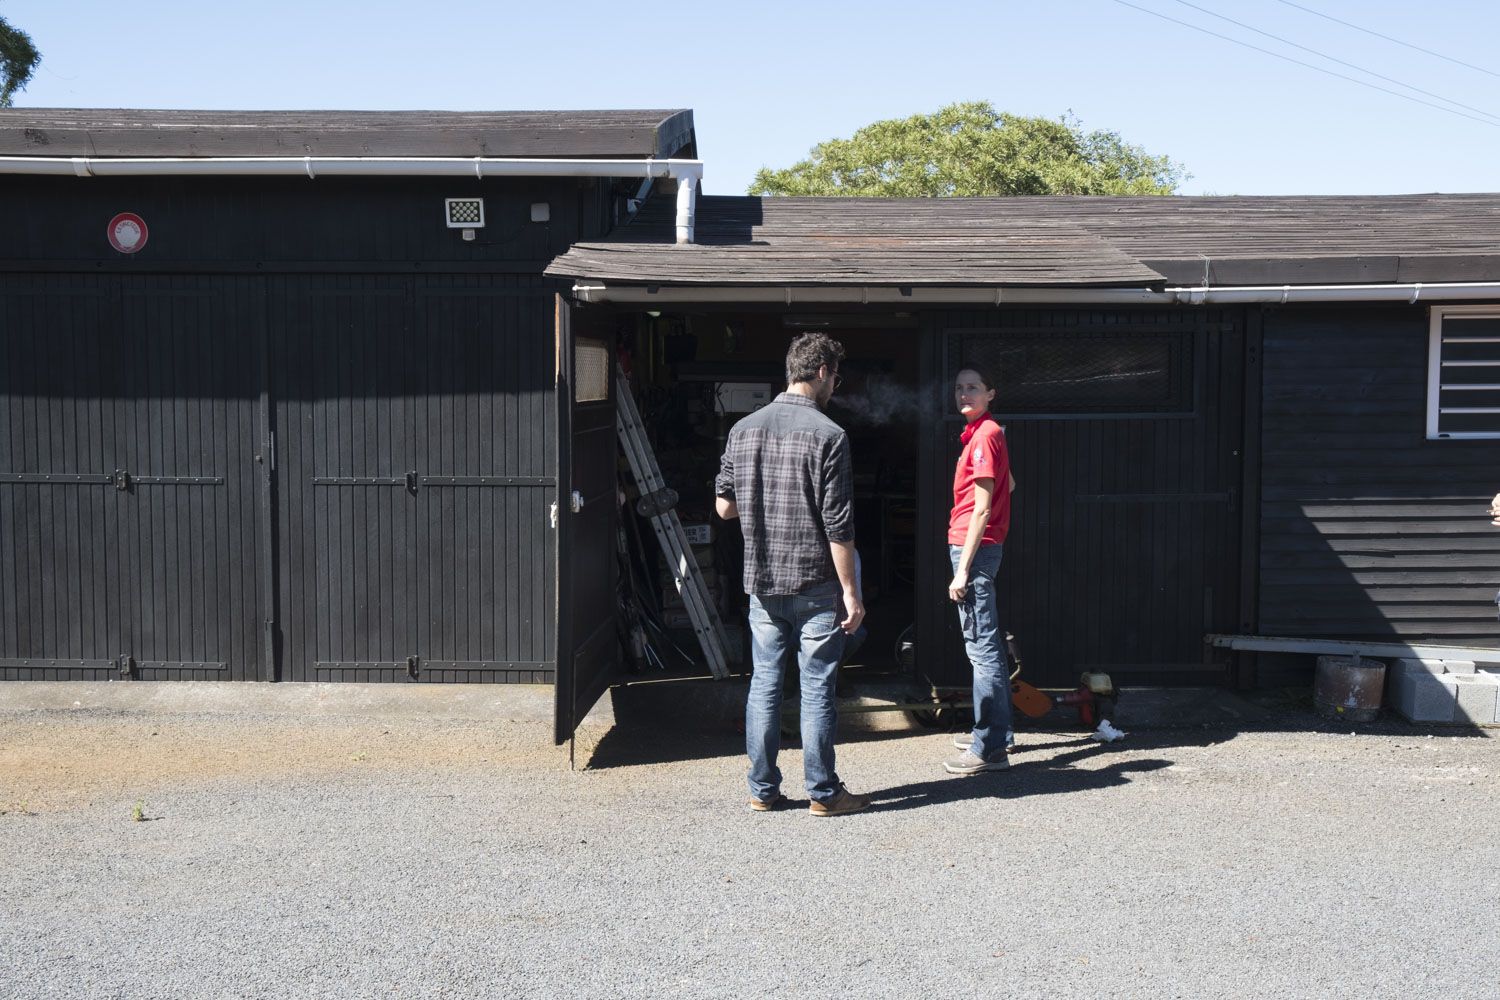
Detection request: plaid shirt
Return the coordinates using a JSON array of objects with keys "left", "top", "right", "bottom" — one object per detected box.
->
[{"left": 715, "top": 393, "right": 854, "bottom": 596}]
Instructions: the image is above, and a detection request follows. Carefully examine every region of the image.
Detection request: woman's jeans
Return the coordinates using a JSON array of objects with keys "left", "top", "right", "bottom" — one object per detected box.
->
[
  {"left": 950, "top": 543, "right": 1014, "bottom": 761},
  {"left": 745, "top": 579, "right": 846, "bottom": 804}
]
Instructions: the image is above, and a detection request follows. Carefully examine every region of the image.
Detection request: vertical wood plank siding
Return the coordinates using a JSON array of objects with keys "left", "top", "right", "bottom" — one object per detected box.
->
[
  {"left": 1258, "top": 306, "right": 1500, "bottom": 644},
  {"left": 920, "top": 308, "right": 1245, "bottom": 688},
  {"left": 272, "top": 275, "right": 559, "bottom": 683},
  {"left": 0, "top": 274, "right": 267, "bottom": 681}
]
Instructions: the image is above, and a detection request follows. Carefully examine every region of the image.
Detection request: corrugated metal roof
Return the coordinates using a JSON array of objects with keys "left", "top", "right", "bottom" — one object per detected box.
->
[
  {"left": 0, "top": 108, "right": 695, "bottom": 159},
  {"left": 546, "top": 192, "right": 1500, "bottom": 287}
]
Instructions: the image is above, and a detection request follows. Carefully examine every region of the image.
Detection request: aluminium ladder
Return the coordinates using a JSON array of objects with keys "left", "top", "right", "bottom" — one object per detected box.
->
[{"left": 615, "top": 366, "right": 732, "bottom": 679}]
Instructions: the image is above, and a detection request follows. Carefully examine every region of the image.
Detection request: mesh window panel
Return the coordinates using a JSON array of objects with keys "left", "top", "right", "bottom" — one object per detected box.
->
[
  {"left": 957, "top": 331, "right": 1192, "bottom": 413},
  {"left": 575, "top": 338, "right": 609, "bottom": 402}
]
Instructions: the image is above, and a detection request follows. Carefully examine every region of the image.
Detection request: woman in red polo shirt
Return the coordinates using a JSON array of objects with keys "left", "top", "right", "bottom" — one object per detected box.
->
[{"left": 942, "top": 366, "right": 1015, "bottom": 775}]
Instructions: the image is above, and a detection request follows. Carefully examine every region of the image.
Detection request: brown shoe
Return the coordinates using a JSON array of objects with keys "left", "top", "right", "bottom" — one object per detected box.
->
[
  {"left": 808, "top": 787, "right": 870, "bottom": 817},
  {"left": 748, "top": 793, "right": 787, "bottom": 812}
]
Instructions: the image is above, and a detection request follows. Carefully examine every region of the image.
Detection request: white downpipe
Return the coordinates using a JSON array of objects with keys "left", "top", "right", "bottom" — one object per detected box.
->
[
  {"left": 570, "top": 280, "right": 1500, "bottom": 306},
  {"left": 675, "top": 174, "right": 697, "bottom": 245},
  {"left": 1, "top": 155, "right": 705, "bottom": 243}
]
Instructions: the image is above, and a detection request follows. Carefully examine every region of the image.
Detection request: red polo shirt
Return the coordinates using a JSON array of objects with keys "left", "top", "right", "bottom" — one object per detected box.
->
[{"left": 948, "top": 413, "right": 1011, "bottom": 546}]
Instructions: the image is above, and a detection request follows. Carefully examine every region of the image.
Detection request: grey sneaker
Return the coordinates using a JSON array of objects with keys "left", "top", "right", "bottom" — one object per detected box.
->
[
  {"left": 952, "top": 733, "right": 973, "bottom": 750},
  {"left": 943, "top": 749, "right": 1010, "bottom": 775}
]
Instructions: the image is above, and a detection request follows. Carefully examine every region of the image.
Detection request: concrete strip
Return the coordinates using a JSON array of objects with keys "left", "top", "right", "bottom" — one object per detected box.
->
[{"left": 0, "top": 681, "right": 615, "bottom": 729}]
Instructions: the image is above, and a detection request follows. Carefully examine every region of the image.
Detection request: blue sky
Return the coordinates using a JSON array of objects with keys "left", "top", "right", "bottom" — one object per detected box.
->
[{"left": 8, "top": 0, "right": 1498, "bottom": 196}]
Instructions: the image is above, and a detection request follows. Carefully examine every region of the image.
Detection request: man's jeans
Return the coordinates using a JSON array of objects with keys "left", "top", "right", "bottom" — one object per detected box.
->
[
  {"left": 950, "top": 543, "right": 1014, "bottom": 761},
  {"left": 745, "top": 579, "right": 846, "bottom": 804}
]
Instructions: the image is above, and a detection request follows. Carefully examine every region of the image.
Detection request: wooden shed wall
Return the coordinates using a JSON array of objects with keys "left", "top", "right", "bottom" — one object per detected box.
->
[
  {"left": 0, "top": 175, "right": 616, "bottom": 273},
  {"left": 0, "top": 173, "right": 603, "bottom": 683},
  {"left": 1258, "top": 305, "right": 1500, "bottom": 646}
]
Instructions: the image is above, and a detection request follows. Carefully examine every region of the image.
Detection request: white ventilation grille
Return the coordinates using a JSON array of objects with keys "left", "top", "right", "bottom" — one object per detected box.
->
[
  {"left": 574, "top": 339, "right": 609, "bottom": 403},
  {"left": 1429, "top": 307, "right": 1500, "bottom": 440},
  {"left": 444, "top": 198, "right": 485, "bottom": 228}
]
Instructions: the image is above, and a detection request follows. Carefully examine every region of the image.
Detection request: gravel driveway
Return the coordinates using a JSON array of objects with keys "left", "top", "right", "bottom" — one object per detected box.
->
[{"left": 2, "top": 702, "right": 1497, "bottom": 999}]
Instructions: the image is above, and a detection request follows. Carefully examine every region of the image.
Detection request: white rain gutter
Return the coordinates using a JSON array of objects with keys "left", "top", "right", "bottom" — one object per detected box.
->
[
  {"left": 0, "top": 155, "right": 705, "bottom": 244},
  {"left": 570, "top": 279, "right": 1500, "bottom": 306}
]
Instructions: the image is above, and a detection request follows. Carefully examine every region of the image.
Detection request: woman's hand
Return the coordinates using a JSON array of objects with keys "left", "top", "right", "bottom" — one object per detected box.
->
[{"left": 948, "top": 570, "right": 969, "bottom": 602}]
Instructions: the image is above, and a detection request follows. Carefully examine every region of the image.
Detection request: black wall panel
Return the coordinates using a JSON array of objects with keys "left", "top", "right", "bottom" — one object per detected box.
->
[
  {"left": 1259, "top": 306, "right": 1500, "bottom": 645},
  {"left": 920, "top": 308, "right": 1245, "bottom": 688}
]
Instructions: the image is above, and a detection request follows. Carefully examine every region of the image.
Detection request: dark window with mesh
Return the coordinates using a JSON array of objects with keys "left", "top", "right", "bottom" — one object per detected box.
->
[
  {"left": 956, "top": 331, "right": 1192, "bottom": 413},
  {"left": 1429, "top": 312, "right": 1500, "bottom": 439}
]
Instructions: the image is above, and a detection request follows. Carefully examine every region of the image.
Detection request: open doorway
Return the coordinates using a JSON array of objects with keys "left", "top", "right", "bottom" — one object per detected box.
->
[{"left": 611, "top": 307, "right": 922, "bottom": 687}]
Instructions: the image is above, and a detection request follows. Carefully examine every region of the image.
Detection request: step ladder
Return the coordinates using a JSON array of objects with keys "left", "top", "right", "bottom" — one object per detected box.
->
[{"left": 615, "top": 366, "right": 733, "bottom": 680}]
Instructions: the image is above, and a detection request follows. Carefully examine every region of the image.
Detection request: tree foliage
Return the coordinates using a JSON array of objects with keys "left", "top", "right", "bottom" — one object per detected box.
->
[
  {"left": 749, "top": 102, "right": 1186, "bottom": 197},
  {"left": 0, "top": 16, "right": 38, "bottom": 108}
]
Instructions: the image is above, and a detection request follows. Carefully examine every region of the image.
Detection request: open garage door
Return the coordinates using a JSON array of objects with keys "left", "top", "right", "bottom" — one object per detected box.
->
[{"left": 554, "top": 295, "right": 620, "bottom": 745}]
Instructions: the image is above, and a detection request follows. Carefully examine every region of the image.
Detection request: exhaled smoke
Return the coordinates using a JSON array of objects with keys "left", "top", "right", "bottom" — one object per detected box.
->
[{"left": 832, "top": 375, "right": 930, "bottom": 426}]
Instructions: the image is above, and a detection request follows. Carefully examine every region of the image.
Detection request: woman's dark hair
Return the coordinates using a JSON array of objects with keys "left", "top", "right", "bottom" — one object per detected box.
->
[
  {"left": 955, "top": 365, "right": 994, "bottom": 390},
  {"left": 785, "top": 332, "right": 847, "bottom": 385}
]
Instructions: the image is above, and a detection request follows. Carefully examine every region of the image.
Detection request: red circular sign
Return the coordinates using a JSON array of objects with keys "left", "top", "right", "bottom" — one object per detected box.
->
[{"left": 107, "top": 213, "right": 149, "bottom": 254}]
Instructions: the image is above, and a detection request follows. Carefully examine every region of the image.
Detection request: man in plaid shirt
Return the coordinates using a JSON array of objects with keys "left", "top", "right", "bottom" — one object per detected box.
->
[{"left": 715, "top": 333, "right": 869, "bottom": 817}]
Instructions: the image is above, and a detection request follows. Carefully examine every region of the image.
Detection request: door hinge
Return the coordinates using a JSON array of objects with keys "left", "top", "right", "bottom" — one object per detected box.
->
[
  {"left": 549, "top": 501, "right": 558, "bottom": 529},
  {"left": 116, "top": 653, "right": 136, "bottom": 679}
]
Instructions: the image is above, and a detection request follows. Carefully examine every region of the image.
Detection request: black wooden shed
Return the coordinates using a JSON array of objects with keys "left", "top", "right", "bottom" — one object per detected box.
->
[
  {"left": 0, "top": 108, "right": 699, "bottom": 741},
  {"left": 4, "top": 105, "right": 1499, "bottom": 745},
  {"left": 546, "top": 192, "right": 1500, "bottom": 729}
]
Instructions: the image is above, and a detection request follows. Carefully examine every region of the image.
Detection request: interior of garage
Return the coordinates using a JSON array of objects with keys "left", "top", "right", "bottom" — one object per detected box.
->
[{"left": 609, "top": 308, "right": 923, "bottom": 687}]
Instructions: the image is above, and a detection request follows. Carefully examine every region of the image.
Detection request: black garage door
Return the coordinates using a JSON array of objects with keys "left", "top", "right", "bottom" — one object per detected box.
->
[
  {"left": 0, "top": 275, "right": 270, "bottom": 681},
  {"left": 271, "top": 275, "right": 558, "bottom": 683}
]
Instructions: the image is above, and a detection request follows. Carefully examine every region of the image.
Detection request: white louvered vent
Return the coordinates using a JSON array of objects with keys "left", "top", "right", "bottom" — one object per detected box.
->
[{"left": 1429, "top": 307, "right": 1500, "bottom": 440}]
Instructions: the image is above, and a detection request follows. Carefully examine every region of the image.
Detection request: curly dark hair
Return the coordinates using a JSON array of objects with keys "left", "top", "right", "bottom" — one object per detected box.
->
[{"left": 785, "top": 332, "right": 847, "bottom": 385}]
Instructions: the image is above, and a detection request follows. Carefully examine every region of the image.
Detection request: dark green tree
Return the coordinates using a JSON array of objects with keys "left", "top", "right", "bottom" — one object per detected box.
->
[
  {"left": 750, "top": 102, "right": 1186, "bottom": 197},
  {"left": 0, "top": 16, "right": 39, "bottom": 107}
]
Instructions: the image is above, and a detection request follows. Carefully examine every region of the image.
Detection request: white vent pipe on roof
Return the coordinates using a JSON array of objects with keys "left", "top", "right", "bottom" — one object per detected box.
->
[{"left": 0, "top": 155, "right": 705, "bottom": 243}]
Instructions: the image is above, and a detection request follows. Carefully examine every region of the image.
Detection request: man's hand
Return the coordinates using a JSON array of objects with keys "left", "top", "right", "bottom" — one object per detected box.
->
[
  {"left": 715, "top": 496, "right": 739, "bottom": 521},
  {"left": 948, "top": 570, "right": 969, "bottom": 602},
  {"left": 840, "top": 590, "right": 865, "bottom": 635}
]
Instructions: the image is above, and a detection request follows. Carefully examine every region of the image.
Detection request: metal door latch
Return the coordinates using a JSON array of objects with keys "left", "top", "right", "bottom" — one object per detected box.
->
[
  {"left": 406, "top": 655, "right": 420, "bottom": 680},
  {"left": 116, "top": 653, "right": 136, "bottom": 678},
  {"left": 112, "top": 469, "right": 131, "bottom": 492},
  {"left": 405, "top": 470, "right": 419, "bottom": 494},
  {"left": 570, "top": 489, "right": 585, "bottom": 513}
]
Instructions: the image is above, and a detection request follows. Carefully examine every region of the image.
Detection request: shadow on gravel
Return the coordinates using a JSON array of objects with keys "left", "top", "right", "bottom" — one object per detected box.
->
[
  {"left": 584, "top": 722, "right": 918, "bottom": 771},
  {"left": 870, "top": 742, "right": 1175, "bottom": 812}
]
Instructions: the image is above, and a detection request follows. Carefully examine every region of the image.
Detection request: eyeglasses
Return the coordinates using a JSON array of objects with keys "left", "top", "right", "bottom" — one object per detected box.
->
[{"left": 831, "top": 371, "right": 844, "bottom": 389}]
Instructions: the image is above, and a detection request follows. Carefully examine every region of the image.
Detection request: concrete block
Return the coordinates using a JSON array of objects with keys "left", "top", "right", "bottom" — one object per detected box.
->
[
  {"left": 1453, "top": 674, "right": 1500, "bottom": 724},
  {"left": 1440, "top": 660, "right": 1478, "bottom": 675},
  {"left": 1391, "top": 658, "right": 1447, "bottom": 677},
  {"left": 1392, "top": 671, "right": 1457, "bottom": 723}
]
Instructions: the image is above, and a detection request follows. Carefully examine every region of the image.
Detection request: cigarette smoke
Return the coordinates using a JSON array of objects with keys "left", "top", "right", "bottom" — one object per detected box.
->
[{"left": 832, "top": 374, "right": 932, "bottom": 427}]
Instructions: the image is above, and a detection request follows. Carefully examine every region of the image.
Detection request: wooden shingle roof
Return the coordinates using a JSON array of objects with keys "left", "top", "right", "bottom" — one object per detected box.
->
[
  {"left": 547, "top": 192, "right": 1500, "bottom": 287},
  {"left": 0, "top": 108, "right": 696, "bottom": 159}
]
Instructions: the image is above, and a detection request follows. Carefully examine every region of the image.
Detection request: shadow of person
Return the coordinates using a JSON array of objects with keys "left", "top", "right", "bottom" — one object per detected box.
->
[{"left": 869, "top": 742, "right": 1174, "bottom": 813}]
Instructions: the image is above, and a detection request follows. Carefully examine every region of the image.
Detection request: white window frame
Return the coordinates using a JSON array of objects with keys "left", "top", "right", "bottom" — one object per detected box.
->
[{"left": 1427, "top": 305, "right": 1500, "bottom": 440}]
